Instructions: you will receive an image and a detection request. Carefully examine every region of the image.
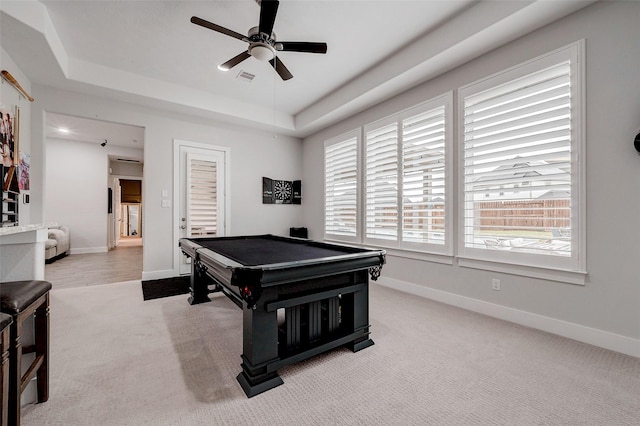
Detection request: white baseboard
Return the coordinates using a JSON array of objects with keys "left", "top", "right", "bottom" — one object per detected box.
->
[
  {"left": 377, "top": 277, "right": 640, "bottom": 359},
  {"left": 141, "top": 269, "right": 178, "bottom": 281},
  {"left": 70, "top": 247, "right": 107, "bottom": 254}
]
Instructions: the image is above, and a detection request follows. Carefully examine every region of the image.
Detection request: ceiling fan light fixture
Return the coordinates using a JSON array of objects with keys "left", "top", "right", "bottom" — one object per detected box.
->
[{"left": 249, "top": 44, "right": 274, "bottom": 61}]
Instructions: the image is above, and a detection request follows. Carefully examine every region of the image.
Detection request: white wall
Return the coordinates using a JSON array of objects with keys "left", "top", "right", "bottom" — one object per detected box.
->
[
  {"left": 0, "top": 46, "right": 32, "bottom": 224},
  {"left": 30, "top": 86, "right": 303, "bottom": 278},
  {"left": 302, "top": 2, "right": 640, "bottom": 356},
  {"left": 44, "top": 137, "right": 143, "bottom": 253}
]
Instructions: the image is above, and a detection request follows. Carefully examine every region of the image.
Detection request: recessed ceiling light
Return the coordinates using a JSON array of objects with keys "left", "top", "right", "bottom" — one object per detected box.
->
[{"left": 58, "top": 127, "right": 70, "bottom": 133}]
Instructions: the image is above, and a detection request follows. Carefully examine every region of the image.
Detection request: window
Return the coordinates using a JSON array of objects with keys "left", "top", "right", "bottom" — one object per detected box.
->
[
  {"left": 321, "top": 43, "right": 583, "bottom": 282},
  {"left": 364, "top": 94, "right": 452, "bottom": 254},
  {"left": 401, "top": 105, "right": 449, "bottom": 248},
  {"left": 324, "top": 131, "right": 359, "bottom": 242},
  {"left": 365, "top": 119, "right": 398, "bottom": 241},
  {"left": 459, "top": 42, "right": 585, "bottom": 277}
]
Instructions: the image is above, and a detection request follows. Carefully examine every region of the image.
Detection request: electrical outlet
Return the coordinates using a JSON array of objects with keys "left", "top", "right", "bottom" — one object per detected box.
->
[{"left": 492, "top": 278, "right": 501, "bottom": 291}]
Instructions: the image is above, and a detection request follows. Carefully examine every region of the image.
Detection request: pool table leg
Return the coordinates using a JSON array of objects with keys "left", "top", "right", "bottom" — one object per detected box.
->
[
  {"left": 236, "top": 368, "right": 283, "bottom": 399},
  {"left": 236, "top": 288, "right": 283, "bottom": 397},
  {"left": 343, "top": 275, "right": 375, "bottom": 352},
  {"left": 188, "top": 260, "right": 211, "bottom": 305}
]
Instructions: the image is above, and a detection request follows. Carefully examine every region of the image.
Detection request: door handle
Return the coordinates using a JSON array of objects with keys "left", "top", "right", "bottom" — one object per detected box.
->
[{"left": 180, "top": 225, "right": 186, "bottom": 229}]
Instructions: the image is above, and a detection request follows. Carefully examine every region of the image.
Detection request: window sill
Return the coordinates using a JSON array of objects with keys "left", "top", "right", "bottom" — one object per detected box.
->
[
  {"left": 383, "top": 247, "right": 454, "bottom": 265},
  {"left": 323, "top": 238, "right": 585, "bottom": 284},
  {"left": 457, "top": 256, "right": 587, "bottom": 285},
  {"left": 324, "top": 237, "right": 454, "bottom": 265}
]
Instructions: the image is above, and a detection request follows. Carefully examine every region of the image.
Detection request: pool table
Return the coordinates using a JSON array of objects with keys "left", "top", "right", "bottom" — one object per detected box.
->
[{"left": 179, "top": 234, "right": 385, "bottom": 397}]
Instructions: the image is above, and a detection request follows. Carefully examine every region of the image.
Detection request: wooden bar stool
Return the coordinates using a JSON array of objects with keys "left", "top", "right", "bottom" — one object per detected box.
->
[
  {"left": 0, "top": 313, "right": 12, "bottom": 426},
  {"left": 0, "top": 280, "right": 51, "bottom": 426}
]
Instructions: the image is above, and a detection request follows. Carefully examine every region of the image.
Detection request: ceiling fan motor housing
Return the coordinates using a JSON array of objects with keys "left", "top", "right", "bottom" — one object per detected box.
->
[{"left": 248, "top": 26, "right": 274, "bottom": 44}]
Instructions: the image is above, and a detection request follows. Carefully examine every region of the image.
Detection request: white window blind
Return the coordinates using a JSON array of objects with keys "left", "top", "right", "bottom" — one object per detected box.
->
[
  {"left": 365, "top": 121, "right": 398, "bottom": 241},
  {"left": 461, "top": 45, "right": 583, "bottom": 271},
  {"left": 187, "top": 157, "right": 218, "bottom": 236},
  {"left": 325, "top": 135, "right": 358, "bottom": 239},
  {"left": 402, "top": 106, "right": 447, "bottom": 245},
  {"left": 363, "top": 95, "right": 452, "bottom": 253}
]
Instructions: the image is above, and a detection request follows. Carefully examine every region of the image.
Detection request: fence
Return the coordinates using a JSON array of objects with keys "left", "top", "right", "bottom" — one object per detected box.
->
[{"left": 475, "top": 199, "right": 570, "bottom": 230}]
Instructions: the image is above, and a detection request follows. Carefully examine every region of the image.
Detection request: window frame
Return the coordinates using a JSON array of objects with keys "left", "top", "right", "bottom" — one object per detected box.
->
[
  {"left": 363, "top": 115, "right": 400, "bottom": 245},
  {"left": 457, "top": 41, "right": 586, "bottom": 283},
  {"left": 323, "top": 129, "right": 362, "bottom": 244},
  {"left": 362, "top": 93, "right": 454, "bottom": 256}
]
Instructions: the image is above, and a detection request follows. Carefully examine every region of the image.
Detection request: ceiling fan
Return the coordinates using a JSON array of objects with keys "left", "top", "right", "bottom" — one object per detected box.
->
[{"left": 191, "top": 0, "right": 327, "bottom": 81}]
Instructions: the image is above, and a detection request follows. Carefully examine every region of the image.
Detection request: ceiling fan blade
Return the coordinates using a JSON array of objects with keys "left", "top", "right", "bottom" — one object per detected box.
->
[
  {"left": 191, "top": 16, "right": 246, "bottom": 42},
  {"left": 258, "top": 0, "right": 279, "bottom": 37},
  {"left": 219, "top": 51, "right": 251, "bottom": 71},
  {"left": 269, "top": 57, "right": 293, "bottom": 81},
  {"left": 278, "top": 42, "right": 327, "bottom": 54}
]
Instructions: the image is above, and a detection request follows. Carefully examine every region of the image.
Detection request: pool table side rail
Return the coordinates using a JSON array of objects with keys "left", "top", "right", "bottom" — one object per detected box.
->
[
  {"left": 179, "top": 238, "right": 244, "bottom": 268},
  {"left": 195, "top": 246, "right": 384, "bottom": 271}
]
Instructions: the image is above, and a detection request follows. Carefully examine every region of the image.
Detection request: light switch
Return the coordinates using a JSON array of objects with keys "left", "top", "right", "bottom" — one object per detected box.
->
[
  {"left": 161, "top": 190, "right": 169, "bottom": 198},
  {"left": 161, "top": 200, "right": 170, "bottom": 208}
]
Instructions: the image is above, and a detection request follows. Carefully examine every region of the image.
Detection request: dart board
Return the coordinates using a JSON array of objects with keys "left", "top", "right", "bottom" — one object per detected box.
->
[
  {"left": 274, "top": 180, "right": 293, "bottom": 203},
  {"left": 262, "top": 177, "right": 301, "bottom": 204}
]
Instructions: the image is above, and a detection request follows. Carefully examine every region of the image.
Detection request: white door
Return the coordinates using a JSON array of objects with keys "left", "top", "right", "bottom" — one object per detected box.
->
[{"left": 176, "top": 142, "right": 228, "bottom": 275}]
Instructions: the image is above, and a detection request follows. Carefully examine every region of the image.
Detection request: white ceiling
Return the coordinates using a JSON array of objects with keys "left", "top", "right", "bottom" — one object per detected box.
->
[
  {"left": 0, "top": 0, "right": 595, "bottom": 143},
  {"left": 46, "top": 112, "right": 145, "bottom": 148}
]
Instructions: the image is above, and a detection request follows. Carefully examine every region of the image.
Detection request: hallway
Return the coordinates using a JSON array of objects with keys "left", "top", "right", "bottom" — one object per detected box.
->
[{"left": 45, "top": 245, "right": 143, "bottom": 290}]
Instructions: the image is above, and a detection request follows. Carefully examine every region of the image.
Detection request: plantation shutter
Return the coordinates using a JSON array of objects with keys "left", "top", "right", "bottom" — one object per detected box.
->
[
  {"left": 187, "top": 154, "right": 218, "bottom": 236},
  {"left": 365, "top": 121, "right": 398, "bottom": 241},
  {"left": 325, "top": 136, "right": 358, "bottom": 238},
  {"left": 462, "top": 61, "right": 572, "bottom": 256},
  {"left": 401, "top": 106, "right": 446, "bottom": 244}
]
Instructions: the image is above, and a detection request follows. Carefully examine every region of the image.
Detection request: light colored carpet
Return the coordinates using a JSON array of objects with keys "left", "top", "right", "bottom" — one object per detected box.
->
[{"left": 22, "top": 280, "right": 640, "bottom": 425}]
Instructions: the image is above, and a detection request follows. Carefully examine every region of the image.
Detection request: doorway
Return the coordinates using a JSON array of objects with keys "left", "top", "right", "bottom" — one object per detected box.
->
[
  {"left": 44, "top": 112, "right": 145, "bottom": 287},
  {"left": 173, "top": 139, "right": 230, "bottom": 276},
  {"left": 110, "top": 176, "right": 143, "bottom": 248},
  {"left": 118, "top": 178, "right": 142, "bottom": 245}
]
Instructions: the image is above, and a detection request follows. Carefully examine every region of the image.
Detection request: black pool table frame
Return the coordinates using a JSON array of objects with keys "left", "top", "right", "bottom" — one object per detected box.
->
[{"left": 179, "top": 234, "right": 385, "bottom": 397}]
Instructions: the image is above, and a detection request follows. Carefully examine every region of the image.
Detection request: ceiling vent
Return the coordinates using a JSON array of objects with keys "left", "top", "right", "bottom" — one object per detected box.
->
[
  {"left": 236, "top": 70, "right": 255, "bottom": 82},
  {"left": 116, "top": 158, "right": 140, "bottom": 163}
]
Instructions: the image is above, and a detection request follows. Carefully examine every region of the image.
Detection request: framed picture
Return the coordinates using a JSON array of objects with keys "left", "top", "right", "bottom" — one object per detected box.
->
[
  {"left": 18, "top": 151, "right": 29, "bottom": 191},
  {"left": 1, "top": 105, "right": 19, "bottom": 192}
]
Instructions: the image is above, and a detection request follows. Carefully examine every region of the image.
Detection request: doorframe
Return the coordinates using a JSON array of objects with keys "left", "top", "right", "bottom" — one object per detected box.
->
[
  {"left": 120, "top": 202, "right": 142, "bottom": 238},
  {"left": 108, "top": 174, "right": 143, "bottom": 249},
  {"left": 172, "top": 139, "right": 231, "bottom": 277}
]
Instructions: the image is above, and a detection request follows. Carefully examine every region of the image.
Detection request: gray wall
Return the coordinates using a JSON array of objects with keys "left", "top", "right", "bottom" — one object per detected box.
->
[{"left": 302, "top": 2, "right": 640, "bottom": 356}]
